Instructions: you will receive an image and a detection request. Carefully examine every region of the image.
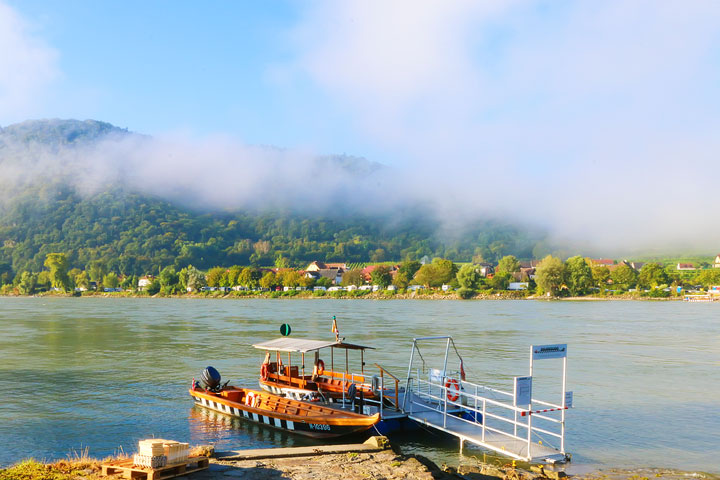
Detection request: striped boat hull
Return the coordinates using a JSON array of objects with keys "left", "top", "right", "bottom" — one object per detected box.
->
[{"left": 189, "top": 387, "right": 378, "bottom": 439}]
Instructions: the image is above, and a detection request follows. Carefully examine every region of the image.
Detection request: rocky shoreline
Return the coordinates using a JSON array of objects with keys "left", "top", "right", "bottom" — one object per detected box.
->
[{"left": 3, "top": 439, "right": 718, "bottom": 480}]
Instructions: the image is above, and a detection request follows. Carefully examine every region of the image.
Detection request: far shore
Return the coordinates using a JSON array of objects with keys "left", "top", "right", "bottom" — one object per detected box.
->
[{"left": 0, "top": 290, "right": 690, "bottom": 301}]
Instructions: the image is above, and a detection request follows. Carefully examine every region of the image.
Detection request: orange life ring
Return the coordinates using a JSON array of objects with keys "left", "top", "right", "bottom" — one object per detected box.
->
[
  {"left": 445, "top": 378, "right": 460, "bottom": 402},
  {"left": 245, "top": 392, "right": 255, "bottom": 407},
  {"left": 260, "top": 363, "right": 269, "bottom": 380},
  {"left": 316, "top": 359, "right": 325, "bottom": 376},
  {"left": 253, "top": 395, "right": 261, "bottom": 408}
]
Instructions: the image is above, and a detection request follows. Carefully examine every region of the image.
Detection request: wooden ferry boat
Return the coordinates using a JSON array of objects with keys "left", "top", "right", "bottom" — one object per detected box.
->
[
  {"left": 252, "top": 337, "right": 400, "bottom": 408},
  {"left": 189, "top": 377, "right": 379, "bottom": 438}
]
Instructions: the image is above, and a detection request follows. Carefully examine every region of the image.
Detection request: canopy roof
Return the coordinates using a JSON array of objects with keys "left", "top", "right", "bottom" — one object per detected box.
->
[{"left": 252, "top": 338, "right": 373, "bottom": 353}]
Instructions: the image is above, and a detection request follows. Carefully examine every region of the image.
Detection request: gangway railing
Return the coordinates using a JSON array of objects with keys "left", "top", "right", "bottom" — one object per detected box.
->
[
  {"left": 401, "top": 336, "right": 571, "bottom": 463},
  {"left": 405, "top": 373, "right": 567, "bottom": 461}
]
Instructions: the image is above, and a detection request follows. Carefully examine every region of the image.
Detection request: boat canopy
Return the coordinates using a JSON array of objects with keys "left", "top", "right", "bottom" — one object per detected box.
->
[{"left": 252, "top": 338, "right": 373, "bottom": 353}]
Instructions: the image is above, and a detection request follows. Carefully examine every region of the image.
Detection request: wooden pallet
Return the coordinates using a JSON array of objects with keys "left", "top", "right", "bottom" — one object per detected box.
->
[{"left": 101, "top": 456, "right": 209, "bottom": 480}]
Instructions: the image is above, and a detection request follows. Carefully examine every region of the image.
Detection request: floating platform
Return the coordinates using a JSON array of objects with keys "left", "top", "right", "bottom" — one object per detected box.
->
[{"left": 101, "top": 456, "right": 209, "bottom": 480}]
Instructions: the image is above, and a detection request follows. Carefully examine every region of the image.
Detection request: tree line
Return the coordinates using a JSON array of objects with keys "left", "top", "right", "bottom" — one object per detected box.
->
[{"left": 3, "top": 252, "right": 719, "bottom": 297}]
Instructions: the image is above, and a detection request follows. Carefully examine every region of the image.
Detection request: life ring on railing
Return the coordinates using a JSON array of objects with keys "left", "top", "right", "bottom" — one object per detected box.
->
[
  {"left": 245, "top": 392, "right": 255, "bottom": 407},
  {"left": 445, "top": 378, "right": 460, "bottom": 402},
  {"left": 260, "top": 363, "right": 269, "bottom": 381},
  {"left": 316, "top": 359, "right": 325, "bottom": 376},
  {"left": 253, "top": 395, "right": 261, "bottom": 408}
]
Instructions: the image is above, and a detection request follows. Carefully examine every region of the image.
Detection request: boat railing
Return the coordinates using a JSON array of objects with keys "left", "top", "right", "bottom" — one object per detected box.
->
[
  {"left": 405, "top": 374, "right": 566, "bottom": 461},
  {"left": 374, "top": 363, "right": 400, "bottom": 412},
  {"left": 325, "top": 370, "right": 367, "bottom": 383},
  {"left": 332, "top": 365, "right": 402, "bottom": 420}
]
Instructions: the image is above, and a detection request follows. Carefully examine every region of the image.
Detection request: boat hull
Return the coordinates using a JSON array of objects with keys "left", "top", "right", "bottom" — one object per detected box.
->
[{"left": 189, "top": 387, "right": 378, "bottom": 439}]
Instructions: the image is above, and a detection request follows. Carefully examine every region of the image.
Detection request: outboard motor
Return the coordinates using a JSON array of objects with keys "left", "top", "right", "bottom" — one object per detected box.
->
[{"left": 201, "top": 366, "right": 222, "bottom": 391}]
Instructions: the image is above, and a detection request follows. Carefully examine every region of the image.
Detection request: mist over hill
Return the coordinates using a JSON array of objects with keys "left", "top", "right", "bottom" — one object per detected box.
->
[{"left": 0, "top": 119, "right": 547, "bottom": 276}]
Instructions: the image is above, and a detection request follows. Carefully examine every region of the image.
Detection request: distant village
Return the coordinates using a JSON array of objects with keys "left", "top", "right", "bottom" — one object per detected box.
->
[
  {"left": 5, "top": 252, "right": 720, "bottom": 299},
  {"left": 121, "top": 254, "right": 720, "bottom": 299}
]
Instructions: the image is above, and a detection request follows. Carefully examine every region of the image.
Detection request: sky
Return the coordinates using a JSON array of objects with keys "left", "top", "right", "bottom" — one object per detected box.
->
[{"left": 2, "top": 0, "right": 720, "bottom": 254}]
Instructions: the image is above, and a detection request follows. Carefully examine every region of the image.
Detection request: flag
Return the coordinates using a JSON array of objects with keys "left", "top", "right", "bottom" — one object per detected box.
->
[
  {"left": 331, "top": 315, "right": 339, "bottom": 340},
  {"left": 460, "top": 360, "right": 466, "bottom": 381}
]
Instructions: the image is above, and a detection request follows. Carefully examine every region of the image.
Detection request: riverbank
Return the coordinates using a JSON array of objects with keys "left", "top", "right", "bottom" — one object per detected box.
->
[
  {"left": 0, "top": 290, "right": 688, "bottom": 301},
  {"left": 2, "top": 440, "right": 718, "bottom": 480}
]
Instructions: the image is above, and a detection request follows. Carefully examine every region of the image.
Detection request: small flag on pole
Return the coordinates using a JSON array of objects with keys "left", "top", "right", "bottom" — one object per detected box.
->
[
  {"left": 460, "top": 360, "right": 466, "bottom": 381},
  {"left": 331, "top": 315, "right": 339, "bottom": 341}
]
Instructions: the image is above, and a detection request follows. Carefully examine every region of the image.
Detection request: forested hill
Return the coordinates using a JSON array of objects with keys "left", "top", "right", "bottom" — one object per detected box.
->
[
  {"left": 0, "top": 119, "right": 545, "bottom": 277},
  {"left": 0, "top": 118, "right": 131, "bottom": 149}
]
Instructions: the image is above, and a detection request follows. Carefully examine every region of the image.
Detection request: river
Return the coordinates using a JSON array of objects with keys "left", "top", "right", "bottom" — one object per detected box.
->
[{"left": 0, "top": 297, "right": 718, "bottom": 472}]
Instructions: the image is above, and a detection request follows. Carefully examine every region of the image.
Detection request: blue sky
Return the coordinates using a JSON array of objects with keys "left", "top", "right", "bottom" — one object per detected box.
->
[
  {"left": 3, "top": 2, "right": 347, "bottom": 147},
  {"left": 2, "top": 0, "right": 720, "bottom": 250}
]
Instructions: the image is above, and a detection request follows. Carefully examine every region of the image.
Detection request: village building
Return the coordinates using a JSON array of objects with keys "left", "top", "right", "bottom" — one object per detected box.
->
[
  {"left": 626, "top": 261, "right": 645, "bottom": 271},
  {"left": 137, "top": 276, "right": 154, "bottom": 291},
  {"left": 677, "top": 263, "right": 695, "bottom": 271},
  {"left": 519, "top": 260, "right": 541, "bottom": 269},
  {"left": 305, "top": 268, "right": 344, "bottom": 285},
  {"left": 305, "top": 261, "right": 347, "bottom": 272},
  {"left": 478, "top": 262, "right": 494, "bottom": 277},
  {"left": 714, "top": 255, "right": 720, "bottom": 268},
  {"left": 360, "top": 264, "right": 399, "bottom": 282}
]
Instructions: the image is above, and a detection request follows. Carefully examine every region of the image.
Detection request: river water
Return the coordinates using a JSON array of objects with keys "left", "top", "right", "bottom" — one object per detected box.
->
[{"left": 0, "top": 297, "right": 718, "bottom": 472}]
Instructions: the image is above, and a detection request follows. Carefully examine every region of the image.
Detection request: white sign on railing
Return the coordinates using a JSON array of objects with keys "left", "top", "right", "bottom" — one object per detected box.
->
[
  {"left": 532, "top": 344, "right": 567, "bottom": 360},
  {"left": 514, "top": 376, "right": 532, "bottom": 406}
]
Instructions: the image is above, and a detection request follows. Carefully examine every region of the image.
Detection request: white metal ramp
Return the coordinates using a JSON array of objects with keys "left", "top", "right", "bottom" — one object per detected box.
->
[{"left": 402, "top": 336, "right": 572, "bottom": 464}]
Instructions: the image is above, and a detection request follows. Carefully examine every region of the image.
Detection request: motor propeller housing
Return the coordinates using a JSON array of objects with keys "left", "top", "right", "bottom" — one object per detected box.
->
[{"left": 201, "top": 366, "right": 222, "bottom": 390}]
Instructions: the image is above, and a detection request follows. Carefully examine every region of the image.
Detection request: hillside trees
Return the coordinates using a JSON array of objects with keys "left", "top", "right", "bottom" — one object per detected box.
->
[
  {"left": 457, "top": 264, "right": 482, "bottom": 290},
  {"left": 414, "top": 259, "right": 458, "bottom": 287},
  {"left": 259, "top": 271, "right": 277, "bottom": 289},
  {"left": 611, "top": 264, "right": 637, "bottom": 289},
  {"left": 591, "top": 266, "right": 610, "bottom": 288},
  {"left": 496, "top": 255, "right": 520, "bottom": 275},
  {"left": 637, "top": 263, "right": 669, "bottom": 288},
  {"left": 694, "top": 268, "right": 720, "bottom": 287},
  {"left": 103, "top": 272, "right": 120, "bottom": 288},
  {"left": 535, "top": 255, "right": 565, "bottom": 295},
  {"left": 564, "top": 256, "right": 593, "bottom": 296},
  {"left": 17, "top": 271, "right": 37, "bottom": 295},
  {"left": 370, "top": 265, "right": 392, "bottom": 288},
  {"left": 44, "top": 253, "right": 71, "bottom": 292},
  {"left": 341, "top": 269, "right": 364, "bottom": 287}
]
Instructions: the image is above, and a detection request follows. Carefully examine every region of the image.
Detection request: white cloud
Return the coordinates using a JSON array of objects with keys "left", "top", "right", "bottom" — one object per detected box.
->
[
  {"left": 288, "top": 0, "right": 720, "bottom": 252},
  {"left": 0, "top": 1, "right": 59, "bottom": 124}
]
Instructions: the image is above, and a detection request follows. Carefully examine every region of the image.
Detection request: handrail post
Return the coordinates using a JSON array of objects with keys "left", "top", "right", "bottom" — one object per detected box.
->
[
  {"left": 379, "top": 371, "right": 384, "bottom": 420},
  {"left": 443, "top": 381, "right": 448, "bottom": 428},
  {"left": 527, "top": 411, "right": 532, "bottom": 461},
  {"left": 394, "top": 378, "right": 399, "bottom": 411},
  {"left": 403, "top": 341, "right": 417, "bottom": 412},
  {"left": 482, "top": 398, "right": 486, "bottom": 442}
]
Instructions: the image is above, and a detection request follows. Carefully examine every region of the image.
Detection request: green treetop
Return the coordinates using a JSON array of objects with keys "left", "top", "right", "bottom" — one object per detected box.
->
[{"left": 44, "top": 253, "right": 72, "bottom": 292}]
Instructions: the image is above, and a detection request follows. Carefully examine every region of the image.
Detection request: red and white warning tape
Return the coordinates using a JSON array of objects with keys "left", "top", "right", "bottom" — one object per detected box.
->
[{"left": 520, "top": 406, "right": 569, "bottom": 416}]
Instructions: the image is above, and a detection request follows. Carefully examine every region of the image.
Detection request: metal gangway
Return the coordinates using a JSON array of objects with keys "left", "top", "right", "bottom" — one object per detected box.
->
[{"left": 401, "top": 336, "right": 572, "bottom": 463}]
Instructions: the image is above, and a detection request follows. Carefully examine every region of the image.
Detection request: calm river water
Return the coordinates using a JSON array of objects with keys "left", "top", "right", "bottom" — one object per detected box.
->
[{"left": 0, "top": 298, "right": 718, "bottom": 472}]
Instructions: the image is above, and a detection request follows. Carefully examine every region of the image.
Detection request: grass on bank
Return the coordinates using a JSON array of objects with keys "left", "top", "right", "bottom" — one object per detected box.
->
[
  {"left": 0, "top": 447, "right": 212, "bottom": 480},
  {"left": 0, "top": 450, "right": 106, "bottom": 480}
]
